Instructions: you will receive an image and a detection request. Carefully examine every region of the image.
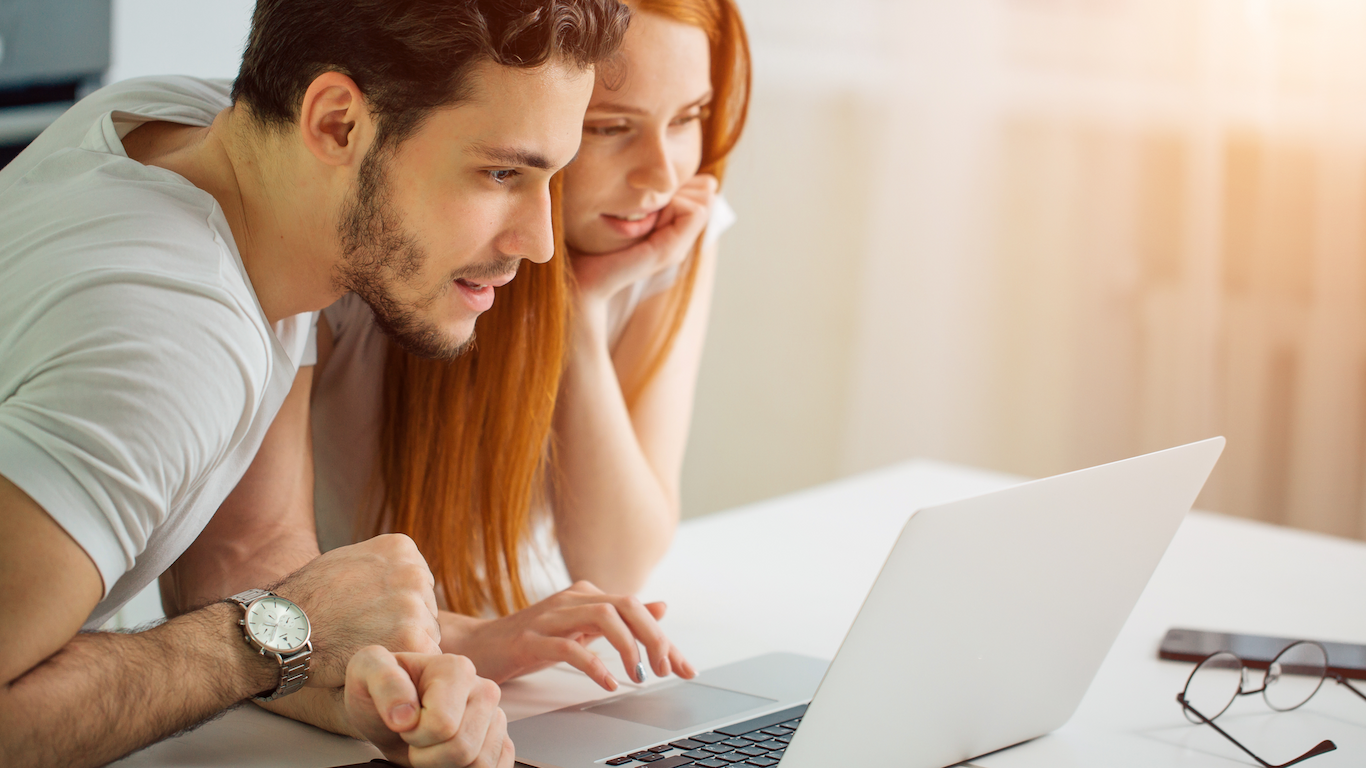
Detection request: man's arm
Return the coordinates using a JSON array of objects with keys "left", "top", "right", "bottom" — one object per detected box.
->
[
  {"left": 161, "top": 365, "right": 321, "bottom": 617},
  {"left": 159, "top": 360, "right": 404, "bottom": 738},
  {"left": 160, "top": 363, "right": 357, "bottom": 734},
  {"left": 0, "top": 474, "right": 280, "bottom": 768},
  {"left": 2, "top": 469, "right": 504, "bottom": 768}
]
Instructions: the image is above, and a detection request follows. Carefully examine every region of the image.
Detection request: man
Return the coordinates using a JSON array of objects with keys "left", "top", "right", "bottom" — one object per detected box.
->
[{"left": 0, "top": 1, "right": 630, "bottom": 766}]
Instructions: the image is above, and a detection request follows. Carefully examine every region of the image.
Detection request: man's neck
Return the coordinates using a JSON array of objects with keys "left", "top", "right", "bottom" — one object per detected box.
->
[{"left": 122, "top": 109, "right": 345, "bottom": 324}]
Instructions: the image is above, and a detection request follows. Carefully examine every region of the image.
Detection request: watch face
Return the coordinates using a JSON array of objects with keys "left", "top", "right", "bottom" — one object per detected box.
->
[{"left": 245, "top": 596, "right": 311, "bottom": 653}]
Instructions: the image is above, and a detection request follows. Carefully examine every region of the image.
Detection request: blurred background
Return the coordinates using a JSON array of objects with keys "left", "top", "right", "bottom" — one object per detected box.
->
[{"left": 4, "top": 0, "right": 1364, "bottom": 541}]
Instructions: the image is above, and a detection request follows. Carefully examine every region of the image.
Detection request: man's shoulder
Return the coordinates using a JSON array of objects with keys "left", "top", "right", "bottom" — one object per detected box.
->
[
  {"left": 0, "top": 165, "right": 272, "bottom": 386},
  {"left": 2, "top": 158, "right": 240, "bottom": 287},
  {"left": 68, "top": 76, "right": 232, "bottom": 125},
  {"left": 0, "top": 76, "right": 230, "bottom": 190}
]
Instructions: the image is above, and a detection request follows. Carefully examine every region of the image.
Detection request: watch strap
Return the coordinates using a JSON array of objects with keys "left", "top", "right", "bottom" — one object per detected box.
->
[
  {"left": 228, "top": 588, "right": 272, "bottom": 608},
  {"left": 254, "top": 643, "right": 313, "bottom": 702}
]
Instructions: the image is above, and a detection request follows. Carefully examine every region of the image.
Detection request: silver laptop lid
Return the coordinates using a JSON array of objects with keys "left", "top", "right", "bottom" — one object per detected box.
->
[{"left": 779, "top": 437, "right": 1225, "bottom": 768}]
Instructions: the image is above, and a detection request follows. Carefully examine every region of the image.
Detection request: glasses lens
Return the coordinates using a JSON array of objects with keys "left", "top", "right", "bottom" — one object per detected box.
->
[
  {"left": 1182, "top": 652, "right": 1242, "bottom": 724},
  {"left": 1264, "top": 641, "right": 1327, "bottom": 711}
]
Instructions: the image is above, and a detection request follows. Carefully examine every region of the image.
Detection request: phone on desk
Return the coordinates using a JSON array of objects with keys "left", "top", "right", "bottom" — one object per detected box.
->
[{"left": 1160, "top": 627, "right": 1366, "bottom": 680}]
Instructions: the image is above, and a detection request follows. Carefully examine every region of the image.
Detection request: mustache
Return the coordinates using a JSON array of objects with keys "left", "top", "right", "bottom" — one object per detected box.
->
[{"left": 450, "top": 258, "right": 523, "bottom": 284}]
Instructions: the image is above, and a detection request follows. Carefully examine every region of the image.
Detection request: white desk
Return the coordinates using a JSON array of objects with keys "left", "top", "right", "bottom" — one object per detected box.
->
[{"left": 113, "top": 459, "right": 1366, "bottom": 768}]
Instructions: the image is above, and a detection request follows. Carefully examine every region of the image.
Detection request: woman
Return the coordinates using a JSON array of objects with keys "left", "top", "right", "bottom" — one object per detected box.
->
[{"left": 311, "top": 0, "right": 750, "bottom": 690}]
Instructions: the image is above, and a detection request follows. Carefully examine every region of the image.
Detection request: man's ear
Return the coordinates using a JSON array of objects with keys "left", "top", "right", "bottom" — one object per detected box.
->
[{"left": 297, "top": 71, "right": 375, "bottom": 167}]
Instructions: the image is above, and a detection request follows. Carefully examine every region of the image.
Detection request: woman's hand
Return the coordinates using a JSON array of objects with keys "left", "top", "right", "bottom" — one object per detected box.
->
[
  {"left": 571, "top": 174, "right": 718, "bottom": 313},
  {"left": 440, "top": 581, "right": 697, "bottom": 691}
]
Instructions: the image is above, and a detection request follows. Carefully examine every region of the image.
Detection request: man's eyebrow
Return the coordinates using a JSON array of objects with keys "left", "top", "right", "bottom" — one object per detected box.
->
[{"left": 469, "top": 143, "right": 556, "bottom": 171}]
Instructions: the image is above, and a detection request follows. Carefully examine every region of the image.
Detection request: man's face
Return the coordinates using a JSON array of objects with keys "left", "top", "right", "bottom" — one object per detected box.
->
[{"left": 335, "top": 59, "right": 593, "bottom": 359}]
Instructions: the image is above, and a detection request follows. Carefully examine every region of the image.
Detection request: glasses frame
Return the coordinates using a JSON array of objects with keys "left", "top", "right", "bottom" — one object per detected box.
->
[{"left": 1176, "top": 640, "right": 1347, "bottom": 768}]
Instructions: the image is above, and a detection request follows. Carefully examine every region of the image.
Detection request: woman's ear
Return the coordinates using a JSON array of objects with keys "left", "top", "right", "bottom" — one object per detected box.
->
[{"left": 297, "top": 71, "right": 375, "bottom": 168}]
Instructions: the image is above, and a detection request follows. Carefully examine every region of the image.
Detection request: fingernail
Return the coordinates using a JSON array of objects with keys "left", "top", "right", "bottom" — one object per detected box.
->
[
  {"left": 389, "top": 702, "right": 416, "bottom": 727},
  {"left": 661, "top": 657, "right": 672, "bottom": 677},
  {"left": 635, "top": 662, "right": 647, "bottom": 683},
  {"left": 606, "top": 676, "right": 619, "bottom": 692}
]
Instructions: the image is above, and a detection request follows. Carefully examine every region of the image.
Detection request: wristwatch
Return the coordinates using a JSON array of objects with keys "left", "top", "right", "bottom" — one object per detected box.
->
[{"left": 227, "top": 588, "right": 313, "bottom": 702}]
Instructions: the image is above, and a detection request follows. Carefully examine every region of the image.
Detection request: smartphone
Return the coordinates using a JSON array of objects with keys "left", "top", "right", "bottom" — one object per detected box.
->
[{"left": 1160, "top": 627, "right": 1366, "bottom": 680}]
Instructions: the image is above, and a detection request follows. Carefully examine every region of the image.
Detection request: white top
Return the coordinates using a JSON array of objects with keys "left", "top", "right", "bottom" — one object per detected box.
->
[
  {"left": 311, "top": 197, "right": 736, "bottom": 595},
  {"left": 0, "top": 77, "right": 316, "bottom": 630}
]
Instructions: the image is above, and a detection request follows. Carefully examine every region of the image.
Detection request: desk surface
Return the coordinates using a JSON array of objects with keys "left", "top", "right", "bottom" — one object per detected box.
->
[{"left": 112, "top": 459, "right": 1366, "bottom": 768}]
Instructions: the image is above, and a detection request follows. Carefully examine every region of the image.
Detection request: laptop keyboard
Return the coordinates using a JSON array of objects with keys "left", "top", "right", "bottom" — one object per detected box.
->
[{"left": 602, "top": 703, "right": 806, "bottom": 767}]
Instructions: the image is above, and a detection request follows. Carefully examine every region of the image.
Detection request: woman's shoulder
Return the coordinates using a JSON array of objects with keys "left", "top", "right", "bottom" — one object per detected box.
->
[{"left": 320, "top": 292, "right": 376, "bottom": 340}]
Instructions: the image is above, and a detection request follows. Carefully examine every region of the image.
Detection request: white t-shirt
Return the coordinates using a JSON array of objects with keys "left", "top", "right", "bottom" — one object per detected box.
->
[
  {"left": 0, "top": 77, "right": 316, "bottom": 630},
  {"left": 311, "top": 197, "right": 736, "bottom": 597}
]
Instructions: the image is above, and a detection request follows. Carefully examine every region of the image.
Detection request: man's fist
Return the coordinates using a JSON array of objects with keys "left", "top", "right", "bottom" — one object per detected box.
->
[{"left": 346, "top": 647, "right": 514, "bottom": 768}]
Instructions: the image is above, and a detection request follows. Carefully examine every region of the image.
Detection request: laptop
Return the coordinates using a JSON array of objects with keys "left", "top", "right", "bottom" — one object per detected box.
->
[{"left": 509, "top": 437, "right": 1226, "bottom": 768}]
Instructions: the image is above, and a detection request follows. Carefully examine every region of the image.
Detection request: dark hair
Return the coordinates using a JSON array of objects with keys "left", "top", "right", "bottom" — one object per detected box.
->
[{"left": 232, "top": 0, "right": 631, "bottom": 148}]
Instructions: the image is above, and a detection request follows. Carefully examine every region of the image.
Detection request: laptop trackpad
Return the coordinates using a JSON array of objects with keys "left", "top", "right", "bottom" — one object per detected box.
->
[{"left": 581, "top": 683, "right": 776, "bottom": 731}]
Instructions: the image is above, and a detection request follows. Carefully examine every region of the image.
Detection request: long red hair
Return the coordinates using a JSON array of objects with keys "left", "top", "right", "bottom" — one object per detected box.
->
[
  {"left": 374, "top": 0, "right": 751, "bottom": 616},
  {"left": 617, "top": 0, "right": 751, "bottom": 403}
]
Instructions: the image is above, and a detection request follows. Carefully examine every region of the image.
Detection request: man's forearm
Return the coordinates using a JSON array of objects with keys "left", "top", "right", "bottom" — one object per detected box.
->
[
  {"left": 257, "top": 685, "right": 361, "bottom": 739},
  {"left": 1, "top": 602, "right": 278, "bottom": 768}
]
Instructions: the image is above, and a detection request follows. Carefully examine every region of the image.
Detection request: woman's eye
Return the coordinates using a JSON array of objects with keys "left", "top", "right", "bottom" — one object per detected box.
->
[
  {"left": 488, "top": 169, "right": 519, "bottom": 184},
  {"left": 585, "top": 124, "right": 629, "bottom": 137},
  {"left": 672, "top": 107, "right": 710, "bottom": 127}
]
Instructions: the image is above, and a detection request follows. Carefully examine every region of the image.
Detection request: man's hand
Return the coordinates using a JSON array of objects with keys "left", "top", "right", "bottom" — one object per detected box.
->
[
  {"left": 271, "top": 534, "right": 442, "bottom": 688},
  {"left": 346, "top": 647, "right": 514, "bottom": 768},
  {"left": 442, "top": 581, "right": 696, "bottom": 691},
  {"left": 571, "top": 173, "right": 718, "bottom": 310}
]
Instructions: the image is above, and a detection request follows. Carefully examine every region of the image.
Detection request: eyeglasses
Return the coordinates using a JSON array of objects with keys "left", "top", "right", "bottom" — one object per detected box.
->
[{"left": 1177, "top": 640, "right": 1366, "bottom": 768}]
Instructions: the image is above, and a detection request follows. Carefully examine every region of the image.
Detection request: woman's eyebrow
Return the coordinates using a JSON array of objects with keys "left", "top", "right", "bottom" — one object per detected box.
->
[{"left": 589, "top": 90, "right": 715, "bottom": 116}]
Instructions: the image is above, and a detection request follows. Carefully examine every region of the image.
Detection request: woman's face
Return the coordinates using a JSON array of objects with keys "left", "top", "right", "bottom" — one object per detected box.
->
[{"left": 561, "top": 11, "right": 712, "bottom": 255}]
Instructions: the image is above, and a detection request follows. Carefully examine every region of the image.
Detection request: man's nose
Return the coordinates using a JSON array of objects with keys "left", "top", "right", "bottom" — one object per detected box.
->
[{"left": 497, "top": 189, "right": 555, "bottom": 265}]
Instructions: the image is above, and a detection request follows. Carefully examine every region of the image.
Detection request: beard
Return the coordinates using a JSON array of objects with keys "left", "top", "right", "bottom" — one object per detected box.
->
[{"left": 333, "top": 147, "right": 474, "bottom": 360}]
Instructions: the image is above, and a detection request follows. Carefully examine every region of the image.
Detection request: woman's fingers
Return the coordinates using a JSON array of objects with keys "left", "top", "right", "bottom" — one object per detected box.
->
[
  {"left": 511, "top": 584, "right": 692, "bottom": 686},
  {"left": 673, "top": 173, "right": 718, "bottom": 208},
  {"left": 604, "top": 595, "right": 676, "bottom": 679},
  {"left": 547, "top": 595, "right": 675, "bottom": 682},
  {"left": 639, "top": 601, "right": 694, "bottom": 678},
  {"left": 668, "top": 643, "right": 697, "bottom": 679},
  {"left": 542, "top": 602, "right": 645, "bottom": 682},
  {"left": 528, "top": 632, "right": 620, "bottom": 691}
]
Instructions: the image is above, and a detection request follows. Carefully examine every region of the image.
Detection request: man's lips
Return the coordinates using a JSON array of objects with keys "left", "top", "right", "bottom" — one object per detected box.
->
[
  {"left": 601, "top": 208, "right": 662, "bottom": 239},
  {"left": 452, "top": 271, "right": 517, "bottom": 313},
  {"left": 455, "top": 272, "right": 518, "bottom": 290}
]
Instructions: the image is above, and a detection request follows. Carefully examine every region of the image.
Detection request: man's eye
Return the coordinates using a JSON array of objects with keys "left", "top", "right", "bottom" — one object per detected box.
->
[{"left": 489, "top": 169, "right": 519, "bottom": 184}]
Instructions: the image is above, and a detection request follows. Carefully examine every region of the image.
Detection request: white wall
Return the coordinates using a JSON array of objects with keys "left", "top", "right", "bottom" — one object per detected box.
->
[
  {"left": 107, "top": 0, "right": 251, "bottom": 84},
  {"left": 687, "top": 0, "right": 1366, "bottom": 544}
]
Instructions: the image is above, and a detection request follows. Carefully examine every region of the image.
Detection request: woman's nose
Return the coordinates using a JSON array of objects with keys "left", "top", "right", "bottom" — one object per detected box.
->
[{"left": 627, "top": 130, "right": 679, "bottom": 195}]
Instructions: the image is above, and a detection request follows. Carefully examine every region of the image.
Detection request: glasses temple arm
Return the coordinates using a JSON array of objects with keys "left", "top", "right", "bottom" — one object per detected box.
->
[
  {"left": 1176, "top": 694, "right": 1337, "bottom": 768},
  {"left": 1333, "top": 675, "right": 1366, "bottom": 703}
]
